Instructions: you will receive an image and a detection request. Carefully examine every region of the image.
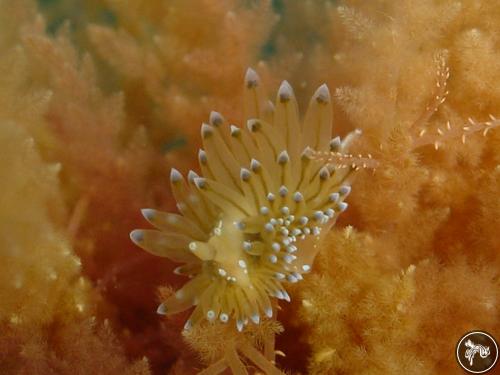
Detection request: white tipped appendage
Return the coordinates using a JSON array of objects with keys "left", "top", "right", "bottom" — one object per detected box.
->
[
  {"left": 201, "top": 123, "right": 213, "bottom": 139},
  {"left": 209, "top": 111, "right": 223, "bottom": 127},
  {"left": 278, "top": 80, "right": 293, "bottom": 102},
  {"left": 250, "top": 159, "right": 261, "bottom": 172},
  {"left": 130, "top": 230, "right": 144, "bottom": 244},
  {"left": 314, "top": 83, "right": 330, "bottom": 104},
  {"left": 240, "top": 168, "right": 251, "bottom": 181},
  {"left": 245, "top": 67, "right": 260, "bottom": 88},
  {"left": 170, "top": 168, "right": 182, "bottom": 183},
  {"left": 278, "top": 150, "right": 290, "bottom": 164},
  {"left": 141, "top": 208, "right": 155, "bottom": 220},
  {"left": 157, "top": 303, "right": 167, "bottom": 315},
  {"left": 198, "top": 149, "right": 207, "bottom": 164}
]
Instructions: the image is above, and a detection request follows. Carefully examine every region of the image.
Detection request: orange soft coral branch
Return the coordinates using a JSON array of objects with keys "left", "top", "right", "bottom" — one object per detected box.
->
[
  {"left": 88, "top": 0, "right": 278, "bottom": 146},
  {"left": 196, "top": 340, "right": 285, "bottom": 375},
  {"left": 183, "top": 318, "right": 284, "bottom": 375}
]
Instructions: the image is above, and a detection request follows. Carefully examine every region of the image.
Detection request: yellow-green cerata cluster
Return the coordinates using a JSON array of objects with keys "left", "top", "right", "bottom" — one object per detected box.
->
[{"left": 131, "top": 68, "right": 358, "bottom": 332}]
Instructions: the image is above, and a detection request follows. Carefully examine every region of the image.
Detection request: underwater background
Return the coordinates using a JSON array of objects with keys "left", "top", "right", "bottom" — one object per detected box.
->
[{"left": 0, "top": 0, "right": 499, "bottom": 374}]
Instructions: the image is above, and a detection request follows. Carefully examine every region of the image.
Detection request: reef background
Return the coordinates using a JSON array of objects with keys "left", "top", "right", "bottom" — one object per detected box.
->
[{"left": 0, "top": 0, "right": 499, "bottom": 374}]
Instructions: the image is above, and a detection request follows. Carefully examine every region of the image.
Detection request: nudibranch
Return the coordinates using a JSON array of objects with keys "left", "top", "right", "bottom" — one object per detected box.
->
[{"left": 131, "top": 68, "right": 361, "bottom": 331}]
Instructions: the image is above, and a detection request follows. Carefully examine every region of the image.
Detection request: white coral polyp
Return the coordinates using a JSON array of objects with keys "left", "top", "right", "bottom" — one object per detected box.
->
[{"left": 131, "top": 68, "right": 358, "bottom": 331}]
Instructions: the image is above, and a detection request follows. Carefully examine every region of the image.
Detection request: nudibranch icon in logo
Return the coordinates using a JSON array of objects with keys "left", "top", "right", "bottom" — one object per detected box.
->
[{"left": 456, "top": 331, "right": 498, "bottom": 373}]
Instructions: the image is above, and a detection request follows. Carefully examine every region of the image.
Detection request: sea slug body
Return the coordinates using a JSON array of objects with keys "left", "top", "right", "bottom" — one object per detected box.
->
[{"left": 131, "top": 68, "right": 359, "bottom": 331}]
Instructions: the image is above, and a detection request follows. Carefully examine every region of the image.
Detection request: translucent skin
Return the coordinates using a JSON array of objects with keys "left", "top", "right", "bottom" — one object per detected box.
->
[{"left": 130, "top": 69, "right": 358, "bottom": 331}]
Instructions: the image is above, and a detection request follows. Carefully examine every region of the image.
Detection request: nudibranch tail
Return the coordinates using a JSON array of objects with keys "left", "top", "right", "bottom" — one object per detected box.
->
[{"left": 131, "top": 68, "right": 358, "bottom": 331}]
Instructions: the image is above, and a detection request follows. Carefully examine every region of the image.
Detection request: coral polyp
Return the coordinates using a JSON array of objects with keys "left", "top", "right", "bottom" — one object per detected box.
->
[{"left": 131, "top": 68, "right": 359, "bottom": 331}]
